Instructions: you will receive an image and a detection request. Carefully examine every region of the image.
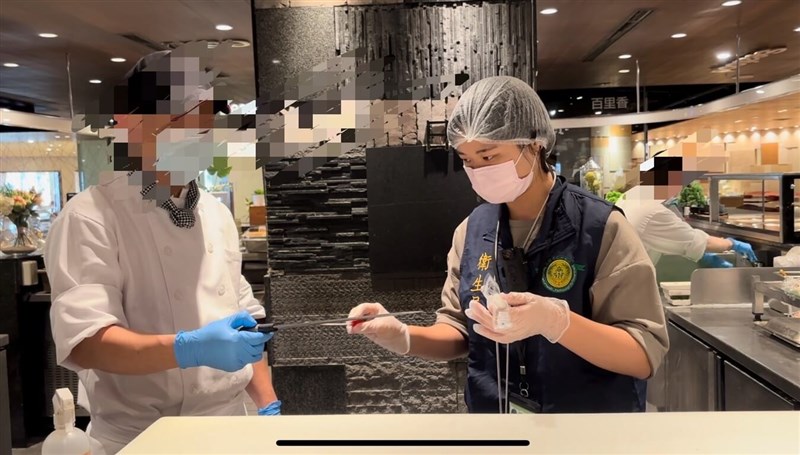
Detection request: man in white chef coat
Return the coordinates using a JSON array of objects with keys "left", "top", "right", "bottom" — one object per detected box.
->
[
  {"left": 44, "top": 43, "right": 280, "bottom": 454},
  {"left": 615, "top": 156, "right": 758, "bottom": 268}
]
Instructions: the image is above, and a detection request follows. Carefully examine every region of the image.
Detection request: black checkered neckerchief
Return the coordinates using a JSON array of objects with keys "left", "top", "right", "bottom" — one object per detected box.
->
[{"left": 139, "top": 179, "right": 200, "bottom": 229}]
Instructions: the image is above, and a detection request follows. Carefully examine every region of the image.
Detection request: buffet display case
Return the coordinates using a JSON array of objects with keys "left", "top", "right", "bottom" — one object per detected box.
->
[{"left": 689, "top": 173, "right": 800, "bottom": 246}]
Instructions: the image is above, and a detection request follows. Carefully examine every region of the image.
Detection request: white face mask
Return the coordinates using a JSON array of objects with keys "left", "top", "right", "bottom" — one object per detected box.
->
[
  {"left": 464, "top": 149, "right": 534, "bottom": 204},
  {"left": 154, "top": 128, "right": 222, "bottom": 186}
]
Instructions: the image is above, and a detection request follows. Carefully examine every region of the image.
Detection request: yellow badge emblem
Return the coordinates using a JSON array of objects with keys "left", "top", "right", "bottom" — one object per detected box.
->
[{"left": 543, "top": 258, "right": 576, "bottom": 293}]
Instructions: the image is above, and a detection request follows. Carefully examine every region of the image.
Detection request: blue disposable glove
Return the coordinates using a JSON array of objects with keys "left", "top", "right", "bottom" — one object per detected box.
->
[
  {"left": 727, "top": 238, "right": 757, "bottom": 263},
  {"left": 174, "top": 311, "right": 272, "bottom": 372},
  {"left": 699, "top": 253, "right": 733, "bottom": 269},
  {"left": 258, "top": 400, "right": 282, "bottom": 416}
]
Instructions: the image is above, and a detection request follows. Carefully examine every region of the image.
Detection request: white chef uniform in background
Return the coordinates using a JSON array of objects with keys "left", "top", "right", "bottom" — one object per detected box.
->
[{"left": 616, "top": 198, "right": 708, "bottom": 266}]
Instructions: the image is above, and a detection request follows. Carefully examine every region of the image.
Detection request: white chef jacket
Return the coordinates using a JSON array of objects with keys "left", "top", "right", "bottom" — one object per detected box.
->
[
  {"left": 616, "top": 198, "right": 709, "bottom": 265},
  {"left": 44, "top": 172, "right": 265, "bottom": 452}
]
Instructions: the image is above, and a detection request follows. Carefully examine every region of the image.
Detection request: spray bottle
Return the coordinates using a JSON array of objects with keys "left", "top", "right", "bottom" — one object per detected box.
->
[{"left": 42, "top": 388, "right": 92, "bottom": 455}]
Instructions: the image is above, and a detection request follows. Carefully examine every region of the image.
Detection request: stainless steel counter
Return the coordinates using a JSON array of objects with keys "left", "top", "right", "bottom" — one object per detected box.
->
[{"left": 666, "top": 305, "right": 800, "bottom": 402}]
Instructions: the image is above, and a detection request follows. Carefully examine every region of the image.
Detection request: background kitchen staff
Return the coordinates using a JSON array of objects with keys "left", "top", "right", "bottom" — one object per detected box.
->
[
  {"left": 347, "top": 76, "right": 669, "bottom": 413},
  {"left": 616, "top": 190, "right": 758, "bottom": 268},
  {"left": 45, "top": 46, "right": 280, "bottom": 454}
]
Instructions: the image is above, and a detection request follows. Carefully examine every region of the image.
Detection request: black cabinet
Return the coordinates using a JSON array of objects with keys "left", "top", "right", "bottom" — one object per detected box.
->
[
  {"left": 723, "top": 361, "right": 798, "bottom": 411},
  {"left": 1, "top": 335, "right": 11, "bottom": 455}
]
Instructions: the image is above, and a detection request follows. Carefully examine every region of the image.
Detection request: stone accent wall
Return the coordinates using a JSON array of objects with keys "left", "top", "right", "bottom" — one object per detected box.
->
[
  {"left": 268, "top": 273, "right": 468, "bottom": 414},
  {"left": 266, "top": 153, "right": 370, "bottom": 273}
]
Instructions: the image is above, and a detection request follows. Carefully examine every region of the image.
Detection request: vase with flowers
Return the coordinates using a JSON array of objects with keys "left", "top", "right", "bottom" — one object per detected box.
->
[{"left": 0, "top": 185, "right": 42, "bottom": 256}]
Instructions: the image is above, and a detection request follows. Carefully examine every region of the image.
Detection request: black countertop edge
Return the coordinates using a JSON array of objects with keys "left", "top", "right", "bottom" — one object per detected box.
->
[{"left": 666, "top": 308, "right": 800, "bottom": 402}]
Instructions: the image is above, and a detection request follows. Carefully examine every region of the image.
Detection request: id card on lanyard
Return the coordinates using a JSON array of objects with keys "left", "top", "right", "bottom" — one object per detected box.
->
[
  {"left": 494, "top": 216, "right": 543, "bottom": 414},
  {"left": 508, "top": 343, "right": 541, "bottom": 414}
]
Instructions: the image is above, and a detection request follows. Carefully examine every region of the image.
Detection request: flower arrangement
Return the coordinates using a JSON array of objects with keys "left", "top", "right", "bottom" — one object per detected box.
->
[
  {"left": 0, "top": 185, "right": 42, "bottom": 227},
  {"left": 0, "top": 185, "right": 42, "bottom": 254}
]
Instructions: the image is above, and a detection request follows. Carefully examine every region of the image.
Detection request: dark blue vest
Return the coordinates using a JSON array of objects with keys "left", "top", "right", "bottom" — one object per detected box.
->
[{"left": 458, "top": 176, "right": 646, "bottom": 413}]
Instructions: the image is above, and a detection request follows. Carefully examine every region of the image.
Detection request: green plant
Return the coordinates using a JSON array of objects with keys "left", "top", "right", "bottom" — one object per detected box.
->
[
  {"left": 605, "top": 190, "right": 623, "bottom": 204},
  {"left": 679, "top": 182, "right": 708, "bottom": 207},
  {"left": 254, "top": 189, "right": 264, "bottom": 195},
  {"left": 206, "top": 156, "right": 232, "bottom": 178}
]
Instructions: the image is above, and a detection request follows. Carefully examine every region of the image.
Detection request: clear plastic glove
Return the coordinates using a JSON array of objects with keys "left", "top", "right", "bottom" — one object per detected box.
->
[
  {"left": 464, "top": 292, "right": 570, "bottom": 344},
  {"left": 699, "top": 252, "right": 733, "bottom": 268},
  {"left": 174, "top": 311, "right": 272, "bottom": 372},
  {"left": 728, "top": 238, "right": 757, "bottom": 263},
  {"left": 258, "top": 400, "right": 281, "bottom": 416},
  {"left": 346, "top": 303, "right": 410, "bottom": 355}
]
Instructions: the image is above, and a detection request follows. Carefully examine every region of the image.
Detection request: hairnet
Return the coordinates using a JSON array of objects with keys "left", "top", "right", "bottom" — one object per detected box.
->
[{"left": 447, "top": 76, "right": 555, "bottom": 155}]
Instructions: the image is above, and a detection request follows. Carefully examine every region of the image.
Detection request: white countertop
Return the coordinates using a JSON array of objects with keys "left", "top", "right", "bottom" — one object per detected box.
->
[{"left": 120, "top": 412, "right": 800, "bottom": 454}]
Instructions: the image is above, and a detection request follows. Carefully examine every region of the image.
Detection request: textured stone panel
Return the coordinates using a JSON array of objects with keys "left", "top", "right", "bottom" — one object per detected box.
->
[
  {"left": 272, "top": 365, "right": 347, "bottom": 415},
  {"left": 401, "top": 389, "right": 457, "bottom": 414}
]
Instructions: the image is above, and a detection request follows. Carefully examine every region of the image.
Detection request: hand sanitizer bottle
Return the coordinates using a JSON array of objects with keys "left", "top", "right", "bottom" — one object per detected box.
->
[{"left": 42, "top": 388, "right": 92, "bottom": 455}]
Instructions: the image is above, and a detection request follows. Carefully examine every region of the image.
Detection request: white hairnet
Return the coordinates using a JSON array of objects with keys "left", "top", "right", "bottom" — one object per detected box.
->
[{"left": 447, "top": 76, "right": 555, "bottom": 155}]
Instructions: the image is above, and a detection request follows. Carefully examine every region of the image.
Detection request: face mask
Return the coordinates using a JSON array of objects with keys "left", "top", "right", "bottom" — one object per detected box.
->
[
  {"left": 464, "top": 149, "right": 534, "bottom": 204},
  {"left": 154, "top": 128, "right": 222, "bottom": 186}
]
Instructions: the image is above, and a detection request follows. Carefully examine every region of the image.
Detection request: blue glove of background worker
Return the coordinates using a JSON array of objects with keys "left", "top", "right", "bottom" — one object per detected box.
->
[
  {"left": 258, "top": 400, "right": 282, "bottom": 416},
  {"left": 728, "top": 238, "right": 757, "bottom": 263},
  {"left": 174, "top": 311, "right": 272, "bottom": 372},
  {"left": 699, "top": 252, "right": 733, "bottom": 269}
]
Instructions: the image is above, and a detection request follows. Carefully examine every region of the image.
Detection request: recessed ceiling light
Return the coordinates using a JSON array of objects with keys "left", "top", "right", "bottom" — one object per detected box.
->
[
  {"left": 27, "top": 139, "right": 34, "bottom": 144},
  {"left": 751, "top": 127, "right": 757, "bottom": 131},
  {"left": 271, "top": 59, "right": 281, "bottom": 64},
  {"left": 558, "top": 109, "right": 564, "bottom": 113},
  {"left": 671, "top": 33, "right": 687, "bottom": 39},
  {"left": 38, "top": 33, "right": 58, "bottom": 38},
  {"left": 89, "top": 79, "right": 102, "bottom": 84},
  {"left": 215, "top": 24, "right": 233, "bottom": 31},
  {"left": 549, "top": 110, "right": 556, "bottom": 116},
  {"left": 716, "top": 52, "right": 732, "bottom": 60},
  {"left": 756, "top": 89, "right": 765, "bottom": 94},
  {"left": 619, "top": 69, "right": 630, "bottom": 73},
  {"left": 55, "top": 135, "right": 61, "bottom": 139},
  {"left": 110, "top": 57, "right": 126, "bottom": 63},
  {"left": 735, "top": 119, "right": 743, "bottom": 123},
  {"left": 3, "top": 62, "right": 19, "bottom": 68},
  {"left": 722, "top": 1, "right": 742, "bottom": 6},
  {"left": 576, "top": 96, "right": 583, "bottom": 100},
  {"left": 795, "top": 26, "right": 800, "bottom": 32},
  {"left": 595, "top": 111, "right": 602, "bottom": 115},
  {"left": 618, "top": 54, "right": 632, "bottom": 59},
  {"left": 778, "top": 109, "right": 788, "bottom": 113},
  {"left": 540, "top": 8, "right": 558, "bottom": 15}
]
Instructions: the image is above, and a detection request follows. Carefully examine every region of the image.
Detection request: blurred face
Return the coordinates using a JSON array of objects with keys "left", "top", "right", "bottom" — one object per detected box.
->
[{"left": 112, "top": 100, "right": 222, "bottom": 188}]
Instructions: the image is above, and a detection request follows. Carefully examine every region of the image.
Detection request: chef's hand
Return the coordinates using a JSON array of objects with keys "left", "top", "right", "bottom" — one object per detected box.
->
[
  {"left": 465, "top": 292, "right": 570, "bottom": 344},
  {"left": 174, "top": 311, "right": 272, "bottom": 372},
  {"left": 727, "top": 238, "right": 757, "bottom": 263},
  {"left": 258, "top": 400, "right": 281, "bottom": 416},
  {"left": 699, "top": 252, "right": 733, "bottom": 268},
  {"left": 346, "top": 303, "right": 410, "bottom": 355}
]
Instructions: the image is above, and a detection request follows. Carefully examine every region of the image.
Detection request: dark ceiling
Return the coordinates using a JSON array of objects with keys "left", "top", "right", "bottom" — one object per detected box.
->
[
  {"left": 0, "top": 0, "right": 798, "bottom": 119},
  {"left": 0, "top": 0, "right": 255, "bottom": 117},
  {"left": 535, "top": 0, "right": 800, "bottom": 90}
]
